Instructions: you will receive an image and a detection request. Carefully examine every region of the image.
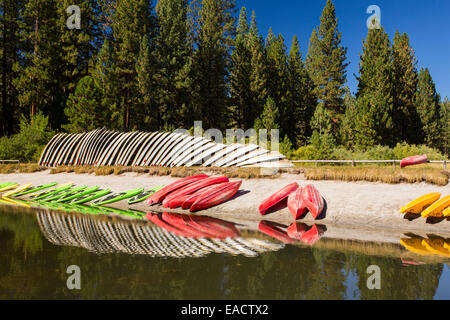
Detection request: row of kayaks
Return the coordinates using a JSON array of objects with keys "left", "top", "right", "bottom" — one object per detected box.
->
[
  {"left": 0, "top": 182, "right": 164, "bottom": 206},
  {"left": 400, "top": 193, "right": 450, "bottom": 218}
]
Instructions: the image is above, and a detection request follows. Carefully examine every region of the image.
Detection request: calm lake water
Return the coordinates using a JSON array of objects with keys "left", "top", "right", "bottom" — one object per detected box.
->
[{"left": 0, "top": 204, "right": 449, "bottom": 300}]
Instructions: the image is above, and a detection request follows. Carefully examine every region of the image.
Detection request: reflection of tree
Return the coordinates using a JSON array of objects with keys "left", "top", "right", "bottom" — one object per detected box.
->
[{"left": 349, "top": 254, "right": 443, "bottom": 300}]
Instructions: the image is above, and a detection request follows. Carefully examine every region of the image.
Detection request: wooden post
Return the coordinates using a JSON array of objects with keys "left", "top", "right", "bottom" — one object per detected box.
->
[
  {"left": 315, "top": 161, "right": 318, "bottom": 168},
  {"left": 444, "top": 161, "right": 447, "bottom": 170}
]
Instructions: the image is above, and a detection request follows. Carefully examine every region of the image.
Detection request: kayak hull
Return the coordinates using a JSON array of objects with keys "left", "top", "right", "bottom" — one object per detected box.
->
[
  {"left": 301, "top": 185, "right": 324, "bottom": 220},
  {"left": 421, "top": 195, "right": 450, "bottom": 218},
  {"left": 147, "top": 175, "right": 209, "bottom": 205},
  {"left": 287, "top": 187, "right": 307, "bottom": 220},
  {"left": 400, "top": 155, "right": 428, "bottom": 168},
  {"left": 190, "top": 181, "right": 242, "bottom": 212},
  {"left": 259, "top": 182, "right": 299, "bottom": 216},
  {"left": 400, "top": 193, "right": 441, "bottom": 214}
]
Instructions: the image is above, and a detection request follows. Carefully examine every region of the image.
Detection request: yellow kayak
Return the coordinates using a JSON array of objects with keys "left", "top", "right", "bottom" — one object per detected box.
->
[
  {"left": 443, "top": 207, "right": 450, "bottom": 217},
  {"left": 2, "top": 184, "right": 32, "bottom": 198},
  {"left": 400, "top": 238, "right": 432, "bottom": 256},
  {"left": 0, "top": 183, "right": 19, "bottom": 193},
  {"left": 400, "top": 193, "right": 441, "bottom": 214},
  {"left": 422, "top": 239, "right": 450, "bottom": 257},
  {"left": 421, "top": 195, "right": 450, "bottom": 218},
  {"left": 28, "top": 182, "right": 74, "bottom": 197}
]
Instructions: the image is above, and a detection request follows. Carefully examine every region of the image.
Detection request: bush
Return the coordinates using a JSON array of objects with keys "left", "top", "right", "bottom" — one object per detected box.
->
[{"left": 0, "top": 112, "right": 54, "bottom": 163}]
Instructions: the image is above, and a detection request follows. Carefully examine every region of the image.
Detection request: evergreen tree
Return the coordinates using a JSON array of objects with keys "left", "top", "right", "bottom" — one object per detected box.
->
[
  {"left": 306, "top": 0, "right": 348, "bottom": 139},
  {"left": 355, "top": 28, "right": 394, "bottom": 149},
  {"left": 340, "top": 86, "right": 357, "bottom": 149},
  {"left": 285, "top": 35, "right": 316, "bottom": 147},
  {"left": 392, "top": 31, "right": 420, "bottom": 144},
  {"left": 152, "top": 0, "right": 193, "bottom": 131},
  {"left": 415, "top": 68, "right": 443, "bottom": 150},
  {"left": 229, "top": 7, "right": 251, "bottom": 128},
  {"left": 192, "top": 0, "right": 236, "bottom": 129},
  {"left": 110, "top": 0, "right": 156, "bottom": 131},
  {"left": 309, "top": 102, "right": 335, "bottom": 158},
  {"left": 265, "top": 29, "right": 288, "bottom": 137},
  {"left": 0, "top": 0, "right": 21, "bottom": 135},
  {"left": 254, "top": 96, "right": 279, "bottom": 132},
  {"left": 64, "top": 75, "right": 106, "bottom": 132}
]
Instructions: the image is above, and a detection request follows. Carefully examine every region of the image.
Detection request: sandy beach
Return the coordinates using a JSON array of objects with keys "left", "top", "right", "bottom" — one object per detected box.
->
[{"left": 1, "top": 170, "right": 449, "bottom": 236}]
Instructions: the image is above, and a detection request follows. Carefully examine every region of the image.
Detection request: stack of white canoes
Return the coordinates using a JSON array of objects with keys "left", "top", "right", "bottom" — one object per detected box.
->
[{"left": 38, "top": 128, "right": 289, "bottom": 168}]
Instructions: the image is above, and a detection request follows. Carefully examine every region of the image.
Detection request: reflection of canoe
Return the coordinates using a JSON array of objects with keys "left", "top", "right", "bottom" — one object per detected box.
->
[
  {"left": 147, "top": 175, "right": 209, "bottom": 205},
  {"left": 286, "top": 223, "right": 325, "bottom": 245},
  {"left": 421, "top": 195, "right": 450, "bottom": 218},
  {"left": 146, "top": 213, "right": 198, "bottom": 238},
  {"left": 259, "top": 183, "right": 299, "bottom": 216},
  {"left": 301, "top": 185, "right": 325, "bottom": 219},
  {"left": 400, "top": 238, "right": 432, "bottom": 256},
  {"left": 400, "top": 154, "right": 428, "bottom": 168},
  {"left": 288, "top": 187, "right": 307, "bottom": 220},
  {"left": 258, "top": 221, "right": 296, "bottom": 243},
  {"left": 188, "top": 215, "right": 240, "bottom": 239},
  {"left": 400, "top": 193, "right": 441, "bottom": 214},
  {"left": 45, "top": 186, "right": 87, "bottom": 202},
  {"left": 422, "top": 239, "right": 450, "bottom": 257}
]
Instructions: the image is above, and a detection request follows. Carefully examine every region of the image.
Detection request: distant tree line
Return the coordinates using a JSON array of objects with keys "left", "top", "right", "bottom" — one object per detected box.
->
[{"left": 0, "top": 0, "right": 448, "bottom": 156}]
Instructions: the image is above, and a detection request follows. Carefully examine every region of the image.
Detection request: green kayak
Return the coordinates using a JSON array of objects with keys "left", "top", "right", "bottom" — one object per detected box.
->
[
  {"left": 92, "top": 188, "right": 144, "bottom": 206},
  {"left": 32, "top": 184, "right": 74, "bottom": 200},
  {"left": 70, "top": 189, "right": 111, "bottom": 205},
  {"left": 15, "top": 182, "right": 58, "bottom": 197},
  {"left": 128, "top": 185, "right": 165, "bottom": 205},
  {"left": 55, "top": 186, "right": 100, "bottom": 203},
  {"left": 44, "top": 186, "right": 87, "bottom": 202},
  {"left": 0, "top": 182, "right": 17, "bottom": 189}
]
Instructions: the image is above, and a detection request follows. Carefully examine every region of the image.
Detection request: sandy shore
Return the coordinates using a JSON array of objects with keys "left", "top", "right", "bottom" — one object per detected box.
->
[{"left": 1, "top": 170, "right": 449, "bottom": 235}]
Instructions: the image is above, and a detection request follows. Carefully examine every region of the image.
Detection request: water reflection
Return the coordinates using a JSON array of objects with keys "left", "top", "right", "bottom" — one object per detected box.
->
[
  {"left": 401, "top": 235, "right": 450, "bottom": 259},
  {"left": 36, "top": 209, "right": 284, "bottom": 258}
]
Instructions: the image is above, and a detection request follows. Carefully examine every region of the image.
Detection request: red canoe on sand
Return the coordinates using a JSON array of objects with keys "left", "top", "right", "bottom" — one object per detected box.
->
[
  {"left": 400, "top": 155, "right": 428, "bottom": 168},
  {"left": 181, "top": 183, "right": 229, "bottom": 210},
  {"left": 162, "top": 176, "right": 229, "bottom": 208},
  {"left": 301, "top": 185, "right": 324, "bottom": 220},
  {"left": 288, "top": 187, "right": 308, "bottom": 220},
  {"left": 190, "top": 181, "right": 242, "bottom": 212},
  {"left": 259, "top": 182, "right": 299, "bottom": 216},
  {"left": 258, "top": 221, "right": 296, "bottom": 243},
  {"left": 147, "top": 175, "right": 209, "bottom": 205}
]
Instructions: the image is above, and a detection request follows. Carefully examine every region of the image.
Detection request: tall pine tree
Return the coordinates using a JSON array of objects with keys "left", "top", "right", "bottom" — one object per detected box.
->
[
  {"left": 192, "top": 0, "right": 236, "bottom": 129},
  {"left": 392, "top": 31, "right": 420, "bottom": 144},
  {"left": 355, "top": 28, "right": 394, "bottom": 149},
  {"left": 415, "top": 68, "right": 443, "bottom": 150},
  {"left": 306, "top": 0, "right": 348, "bottom": 140}
]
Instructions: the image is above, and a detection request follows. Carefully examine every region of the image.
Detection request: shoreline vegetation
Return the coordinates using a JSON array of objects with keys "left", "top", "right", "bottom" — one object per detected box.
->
[{"left": 1, "top": 163, "right": 448, "bottom": 186}]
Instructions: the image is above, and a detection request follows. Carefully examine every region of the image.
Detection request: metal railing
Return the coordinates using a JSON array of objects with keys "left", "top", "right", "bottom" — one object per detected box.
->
[
  {"left": 291, "top": 160, "right": 447, "bottom": 169},
  {"left": 0, "top": 160, "right": 20, "bottom": 164}
]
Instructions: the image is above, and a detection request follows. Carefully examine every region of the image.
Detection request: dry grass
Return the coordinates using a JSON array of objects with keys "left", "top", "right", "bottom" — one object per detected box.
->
[
  {"left": 303, "top": 166, "right": 448, "bottom": 186},
  {"left": 0, "top": 163, "right": 46, "bottom": 174}
]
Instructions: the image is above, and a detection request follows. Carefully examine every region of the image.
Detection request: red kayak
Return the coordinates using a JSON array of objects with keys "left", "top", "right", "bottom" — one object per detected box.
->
[
  {"left": 258, "top": 221, "right": 296, "bottom": 243},
  {"left": 190, "top": 181, "right": 242, "bottom": 212},
  {"left": 259, "top": 182, "right": 299, "bottom": 215},
  {"left": 147, "top": 175, "right": 209, "bottom": 205},
  {"left": 288, "top": 187, "right": 308, "bottom": 220},
  {"left": 161, "top": 212, "right": 215, "bottom": 238},
  {"left": 400, "top": 155, "right": 428, "bottom": 168},
  {"left": 286, "top": 222, "right": 309, "bottom": 240},
  {"left": 287, "top": 223, "right": 325, "bottom": 245},
  {"left": 181, "top": 183, "right": 230, "bottom": 210},
  {"left": 301, "top": 185, "right": 324, "bottom": 219},
  {"left": 162, "top": 176, "right": 229, "bottom": 208}
]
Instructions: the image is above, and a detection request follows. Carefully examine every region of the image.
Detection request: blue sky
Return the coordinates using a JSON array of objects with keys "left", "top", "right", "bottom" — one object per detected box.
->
[{"left": 236, "top": 0, "right": 450, "bottom": 100}]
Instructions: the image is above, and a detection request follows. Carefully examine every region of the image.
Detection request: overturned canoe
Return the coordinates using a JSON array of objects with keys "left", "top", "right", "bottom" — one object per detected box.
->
[
  {"left": 147, "top": 175, "right": 209, "bottom": 205},
  {"left": 421, "top": 195, "right": 450, "bottom": 218},
  {"left": 301, "top": 185, "right": 325, "bottom": 220},
  {"left": 400, "top": 155, "right": 428, "bottom": 168},
  {"left": 400, "top": 193, "right": 441, "bottom": 214},
  {"left": 190, "top": 181, "right": 242, "bottom": 212},
  {"left": 288, "top": 187, "right": 307, "bottom": 220},
  {"left": 259, "top": 182, "right": 299, "bottom": 216}
]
